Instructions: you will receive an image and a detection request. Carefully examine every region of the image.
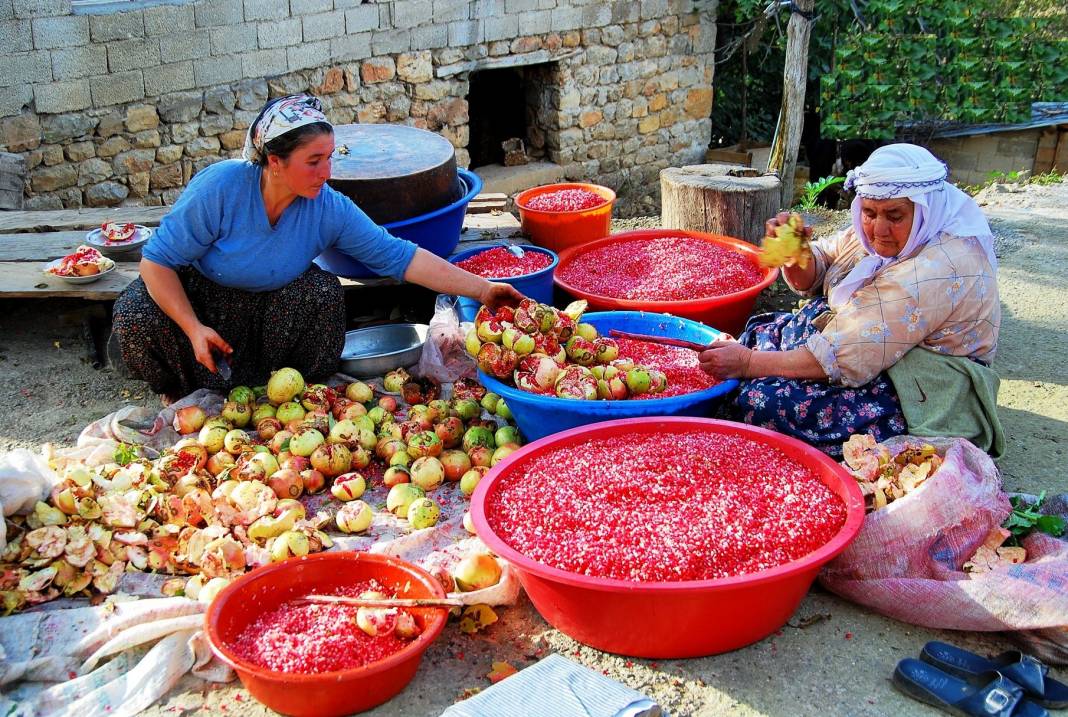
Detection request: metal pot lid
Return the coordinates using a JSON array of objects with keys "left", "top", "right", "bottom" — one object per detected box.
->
[{"left": 330, "top": 124, "right": 456, "bottom": 181}]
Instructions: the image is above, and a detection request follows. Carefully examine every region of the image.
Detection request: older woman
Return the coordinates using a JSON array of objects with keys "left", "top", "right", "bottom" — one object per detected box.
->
[
  {"left": 700, "top": 144, "right": 1003, "bottom": 456},
  {"left": 113, "top": 95, "right": 521, "bottom": 400}
]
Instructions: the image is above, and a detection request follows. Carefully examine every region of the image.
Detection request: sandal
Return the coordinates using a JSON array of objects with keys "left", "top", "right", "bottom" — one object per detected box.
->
[
  {"left": 894, "top": 658, "right": 1049, "bottom": 717},
  {"left": 922, "top": 641, "right": 1068, "bottom": 709}
]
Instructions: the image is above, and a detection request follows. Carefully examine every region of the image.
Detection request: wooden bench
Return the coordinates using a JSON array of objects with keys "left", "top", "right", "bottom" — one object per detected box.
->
[{"left": 0, "top": 193, "right": 524, "bottom": 300}]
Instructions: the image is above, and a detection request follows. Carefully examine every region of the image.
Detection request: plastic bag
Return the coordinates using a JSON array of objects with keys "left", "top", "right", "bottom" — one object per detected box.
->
[
  {"left": 416, "top": 294, "right": 476, "bottom": 383},
  {"left": 819, "top": 436, "right": 1068, "bottom": 663}
]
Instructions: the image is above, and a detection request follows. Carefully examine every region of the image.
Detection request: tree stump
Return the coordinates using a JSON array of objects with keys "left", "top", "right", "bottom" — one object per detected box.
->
[
  {"left": 660, "top": 163, "right": 782, "bottom": 245},
  {"left": 0, "top": 152, "right": 26, "bottom": 210}
]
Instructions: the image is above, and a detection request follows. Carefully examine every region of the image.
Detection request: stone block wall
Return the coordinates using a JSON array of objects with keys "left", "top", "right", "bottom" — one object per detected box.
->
[
  {"left": 0, "top": 0, "right": 716, "bottom": 215},
  {"left": 929, "top": 128, "right": 1043, "bottom": 187}
]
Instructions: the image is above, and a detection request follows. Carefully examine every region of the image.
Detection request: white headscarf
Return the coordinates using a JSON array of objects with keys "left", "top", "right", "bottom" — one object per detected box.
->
[
  {"left": 242, "top": 94, "right": 330, "bottom": 165},
  {"left": 827, "top": 143, "right": 996, "bottom": 309}
]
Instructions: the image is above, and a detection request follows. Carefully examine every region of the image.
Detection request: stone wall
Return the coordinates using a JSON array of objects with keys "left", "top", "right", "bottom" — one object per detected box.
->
[
  {"left": 929, "top": 128, "right": 1045, "bottom": 188},
  {"left": 0, "top": 0, "right": 716, "bottom": 215}
]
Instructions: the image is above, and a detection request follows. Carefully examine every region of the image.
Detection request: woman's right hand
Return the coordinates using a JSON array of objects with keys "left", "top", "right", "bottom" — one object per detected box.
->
[{"left": 186, "top": 323, "right": 232, "bottom": 373}]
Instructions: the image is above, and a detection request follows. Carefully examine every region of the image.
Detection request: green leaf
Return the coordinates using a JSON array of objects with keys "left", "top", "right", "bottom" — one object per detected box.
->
[{"left": 1036, "top": 515, "right": 1067, "bottom": 538}]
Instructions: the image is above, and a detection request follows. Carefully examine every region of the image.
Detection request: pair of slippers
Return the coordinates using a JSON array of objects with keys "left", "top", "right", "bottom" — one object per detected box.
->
[{"left": 894, "top": 641, "right": 1068, "bottom": 716}]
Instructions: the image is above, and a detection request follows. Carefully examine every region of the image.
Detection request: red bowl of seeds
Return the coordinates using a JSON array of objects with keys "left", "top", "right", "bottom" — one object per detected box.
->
[
  {"left": 515, "top": 183, "right": 616, "bottom": 254},
  {"left": 205, "top": 552, "right": 448, "bottom": 717},
  {"left": 554, "top": 229, "right": 779, "bottom": 335},
  {"left": 471, "top": 417, "right": 864, "bottom": 658}
]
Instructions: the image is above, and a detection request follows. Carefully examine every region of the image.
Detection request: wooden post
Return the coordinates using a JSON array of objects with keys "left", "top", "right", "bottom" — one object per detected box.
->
[
  {"left": 0, "top": 152, "right": 26, "bottom": 210},
  {"left": 660, "top": 163, "right": 782, "bottom": 244},
  {"left": 766, "top": 0, "right": 815, "bottom": 209}
]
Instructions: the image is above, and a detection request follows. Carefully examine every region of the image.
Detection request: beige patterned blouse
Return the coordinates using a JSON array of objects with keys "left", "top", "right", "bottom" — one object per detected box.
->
[{"left": 783, "top": 227, "right": 1001, "bottom": 387}]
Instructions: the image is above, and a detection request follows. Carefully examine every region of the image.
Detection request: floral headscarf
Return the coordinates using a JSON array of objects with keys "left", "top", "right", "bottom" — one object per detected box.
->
[
  {"left": 827, "top": 143, "right": 996, "bottom": 309},
  {"left": 242, "top": 94, "right": 330, "bottom": 165}
]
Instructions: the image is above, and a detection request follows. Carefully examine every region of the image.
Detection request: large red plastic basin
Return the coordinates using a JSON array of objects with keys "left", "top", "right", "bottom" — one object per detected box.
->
[
  {"left": 204, "top": 552, "right": 447, "bottom": 717},
  {"left": 554, "top": 229, "right": 779, "bottom": 335},
  {"left": 471, "top": 417, "right": 864, "bottom": 658},
  {"left": 515, "top": 182, "right": 616, "bottom": 254}
]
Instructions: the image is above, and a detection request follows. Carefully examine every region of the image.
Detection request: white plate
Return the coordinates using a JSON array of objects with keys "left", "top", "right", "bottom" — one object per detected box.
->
[
  {"left": 85, "top": 225, "right": 153, "bottom": 250},
  {"left": 43, "top": 257, "right": 116, "bottom": 284}
]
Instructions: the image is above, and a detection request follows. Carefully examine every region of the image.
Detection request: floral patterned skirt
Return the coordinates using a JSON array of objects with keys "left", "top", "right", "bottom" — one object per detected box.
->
[
  {"left": 112, "top": 265, "right": 345, "bottom": 397},
  {"left": 723, "top": 297, "right": 906, "bottom": 457}
]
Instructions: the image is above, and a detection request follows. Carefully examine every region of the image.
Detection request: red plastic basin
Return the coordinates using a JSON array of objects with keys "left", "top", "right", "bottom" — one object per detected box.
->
[
  {"left": 471, "top": 417, "right": 864, "bottom": 658},
  {"left": 553, "top": 229, "right": 779, "bottom": 335},
  {"left": 515, "top": 182, "right": 616, "bottom": 254},
  {"left": 204, "top": 552, "right": 447, "bottom": 717}
]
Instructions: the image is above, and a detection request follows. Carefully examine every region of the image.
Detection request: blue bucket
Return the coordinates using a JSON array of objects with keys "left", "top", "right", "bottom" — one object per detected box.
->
[
  {"left": 450, "top": 244, "right": 558, "bottom": 322},
  {"left": 315, "top": 168, "right": 484, "bottom": 279},
  {"left": 476, "top": 311, "right": 739, "bottom": 441}
]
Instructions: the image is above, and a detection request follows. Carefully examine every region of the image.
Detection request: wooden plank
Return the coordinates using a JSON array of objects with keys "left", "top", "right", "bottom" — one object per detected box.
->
[
  {"left": 0, "top": 206, "right": 170, "bottom": 233},
  {"left": 0, "top": 230, "right": 137, "bottom": 261},
  {"left": 465, "top": 193, "right": 509, "bottom": 213},
  {"left": 0, "top": 261, "right": 139, "bottom": 299}
]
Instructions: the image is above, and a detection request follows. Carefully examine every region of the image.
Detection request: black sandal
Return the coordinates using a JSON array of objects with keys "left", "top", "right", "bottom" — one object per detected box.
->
[
  {"left": 894, "top": 658, "right": 1049, "bottom": 716},
  {"left": 921, "top": 641, "right": 1068, "bottom": 709}
]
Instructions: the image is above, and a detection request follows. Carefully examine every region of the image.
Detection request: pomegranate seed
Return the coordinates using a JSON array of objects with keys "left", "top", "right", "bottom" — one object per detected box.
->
[
  {"left": 557, "top": 236, "right": 764, "bottom": 300},
  {"left": 231, "top": 579, "right": 413, "bottom": 673},
  {"left": 455, "top": 247, "right": 553, "bottom": 278},
  {"left": 523, "top": 188, "right": 606, "bottom": 212},
  {"left": 616, "top": 337, "right": 718, "bottom": 397},
  {"left": 486, "top": 431, "right": 847, "bottom": 582}
]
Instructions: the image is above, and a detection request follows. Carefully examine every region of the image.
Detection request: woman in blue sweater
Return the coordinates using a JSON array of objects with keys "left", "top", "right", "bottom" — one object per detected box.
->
[{"left": 113, "top": 95, "right": 521, "bottom": 400}]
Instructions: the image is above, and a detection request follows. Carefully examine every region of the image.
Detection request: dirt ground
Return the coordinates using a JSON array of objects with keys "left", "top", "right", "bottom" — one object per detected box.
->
[{"left": 2, "top": 178, "right": 1066, "bottom": 716}]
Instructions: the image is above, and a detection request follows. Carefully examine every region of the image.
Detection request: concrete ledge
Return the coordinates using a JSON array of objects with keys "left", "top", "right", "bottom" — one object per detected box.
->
[{"left": 473, "top": 161, "right": 565, "bottom": 197}]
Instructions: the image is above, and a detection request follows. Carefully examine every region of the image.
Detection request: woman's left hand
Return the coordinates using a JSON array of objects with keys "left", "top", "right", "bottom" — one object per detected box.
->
[
  {"left": 480, "top": 281, "right": 525, "bottom": 311},
  {"left": 698, "top": 340, "right": 753, "bottom": 379}
]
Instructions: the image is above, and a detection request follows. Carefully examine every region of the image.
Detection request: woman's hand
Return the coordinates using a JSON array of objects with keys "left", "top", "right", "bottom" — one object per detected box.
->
[
  {"left": 480, "top": 281, "right": 524, "bottom": 311},
  {"left": 698, "top": 340, "right": 754, "bottom": 379},
  {"left": 186, "top": 323, "right": 233, "bottom": 374}
]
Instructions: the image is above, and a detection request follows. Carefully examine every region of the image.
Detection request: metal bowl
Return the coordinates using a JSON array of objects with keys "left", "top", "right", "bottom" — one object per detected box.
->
[{"left": 340, "top": 323, "right": 429, "bottom": 378}]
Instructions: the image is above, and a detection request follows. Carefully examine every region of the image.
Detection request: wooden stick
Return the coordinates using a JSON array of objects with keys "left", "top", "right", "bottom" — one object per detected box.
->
[
  {"left": 298, "top": 594, "right": 464, "bottom": 609},
  {"left": 608, "top": 329, "right": 713, "bottom": 352}
]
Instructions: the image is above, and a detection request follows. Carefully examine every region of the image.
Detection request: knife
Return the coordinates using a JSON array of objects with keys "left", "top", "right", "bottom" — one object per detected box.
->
[{"left": 215, "top": 353, "right": 232, "bottom": 381}]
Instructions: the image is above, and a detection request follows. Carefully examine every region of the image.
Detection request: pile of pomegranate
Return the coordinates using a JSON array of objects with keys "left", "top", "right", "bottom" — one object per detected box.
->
[
  {"left": 486, "top": 429, "right": 848, "bottom": 582},
  {"left": 465, "top": 299, "right": 668, "bottom": 400},
  {"left": 556, "top": 235, "right": 765, "bottom": 301},
  {"left": 0, "top": 368, "right": 515, "bottom": 614}
]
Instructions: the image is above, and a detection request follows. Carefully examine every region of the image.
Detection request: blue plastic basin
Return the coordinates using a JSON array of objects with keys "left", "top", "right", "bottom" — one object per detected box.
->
[
  {"left": 450, "top": 244, "right": 558, "bottom": 322},
  {"left": 477, "top": 311, "right": 739, "bottom": 441},
  {"left": 315, "top": 168, "right": 484, "bottom": 279}
]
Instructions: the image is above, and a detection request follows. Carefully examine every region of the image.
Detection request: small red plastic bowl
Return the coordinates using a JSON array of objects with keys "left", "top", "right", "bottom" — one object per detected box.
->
[
  {"left": 471, "top": 417, "right": 864, "bottom": 659},
  {"left": 554, "top": 229, "right": 779, "bottom": 335},
  {"left": 204, "top": 552, "right": 448, "bottom": 717},
  {"left": 515, "top": 182, "right": 616, "bottom": 254}
]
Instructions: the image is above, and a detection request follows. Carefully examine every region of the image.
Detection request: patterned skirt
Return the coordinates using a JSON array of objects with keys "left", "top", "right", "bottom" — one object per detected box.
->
[
  {"left": 112, "top": 266, "right": 346, "bottom": 397},
  {"left": 723, "top": 297, "right": 907, "bottom": 457}
]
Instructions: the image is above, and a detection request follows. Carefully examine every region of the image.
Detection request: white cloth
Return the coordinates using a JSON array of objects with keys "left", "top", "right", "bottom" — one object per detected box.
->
[
  {"left": 829, "top": 144, "right": 996, "bottom": 309},
  {"left": 241, "top": 94, "right": 330, "bottom": 164}
]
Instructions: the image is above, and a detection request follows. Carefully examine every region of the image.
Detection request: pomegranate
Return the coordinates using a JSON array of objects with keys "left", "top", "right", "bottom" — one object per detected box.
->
[
  {"left": 310, "top": 443, "right": 352, "bottom": 478},
  {"left": 251, "top": 403, "right": 276, "bottom": 425},
  {"left": 476, "top": 343, "right": 519, "bottom": 379},
  {"left": 330, "top": 473, "right": 366, "bottom": 501},
  {"left": 345, "top": 381, "right": 373, "bottom": 403},
  {"left": 300, "top": 383, "right": 336, "bottom": 412},
  {"left": 267, "top": 469, "right": 304, "bottom": 500},
  {"left": 382, "top": 465, "right": 411, "bottom": 488},
  {"left": 228, "top": 385, "right": 255, "bottom": 405},
  {"left": 221, "top": 401, "right": 251, "bottom": 428},
  {"left": 406, "top": 431, "right": 443, "bottom": 459},
  {"left": 410, "top": 456, "right": 444, "bottom": 491},
  {"left": 406, "top": 497, "right": 440, "bottom": 529},
  {"left": 434, "top": 416, "right": 465, "bottom": 448},
  {"left": 172, "top": 406, "right": 207, "bottom": 434},
  {"left": 335, "top": 501, "right": 374, "bottom": 533},
  {"left": 288, "top": 428, "right": 325, "bottom": 457},
  {"left": 267, "top": 367, "right": 305, "bottom": 405},
  {"left": 453, "top": 554, "right": 502, "bottom": 591},
  {"left": 440, "top": 449, "right": 472, "bottom": 482},
  {"left": 459, "top": 466, "right": 489, "bottom": 497},
  {"left": 300, "top": 469, "right": 326, "bottom": 494},
  {"left": 386, "top": 484, "right": 425, "bottom": 518},
  {"left": 554, "top": 365, "right": 597, "bottom": 400},
  {"left": 275, "top": 401, "right": 305, "bottom": 424},
  {"left": 462, "top": 426, "right": 496, "bottom": 453},
  {"left": 256, "top": 417, "right": 283, "bottom": 440}
]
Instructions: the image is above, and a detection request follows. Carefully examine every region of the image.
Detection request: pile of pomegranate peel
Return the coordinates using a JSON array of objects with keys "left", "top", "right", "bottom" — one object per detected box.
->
[
  {"left": 485, "top": 430, "right": 848, "bottom": 582},
  {"left": 842, "top": 434, "right": 943, "bottom": 511},
  {"left": 465, "top": 299, "right": 669, "bottom": 400}
]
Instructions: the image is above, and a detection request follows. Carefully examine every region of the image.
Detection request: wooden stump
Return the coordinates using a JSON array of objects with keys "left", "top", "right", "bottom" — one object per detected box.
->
[
  {"left": 0, "top": 152, "right": 26, "bottom": 210},
  {"left": 660, "top": 163, "right": 782, "bottom": 244}
]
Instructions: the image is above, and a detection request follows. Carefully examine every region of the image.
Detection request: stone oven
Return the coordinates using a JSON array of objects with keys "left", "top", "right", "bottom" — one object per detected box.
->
[{"left": 0, "top": 0, "right": 716, "bottom": 215}]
